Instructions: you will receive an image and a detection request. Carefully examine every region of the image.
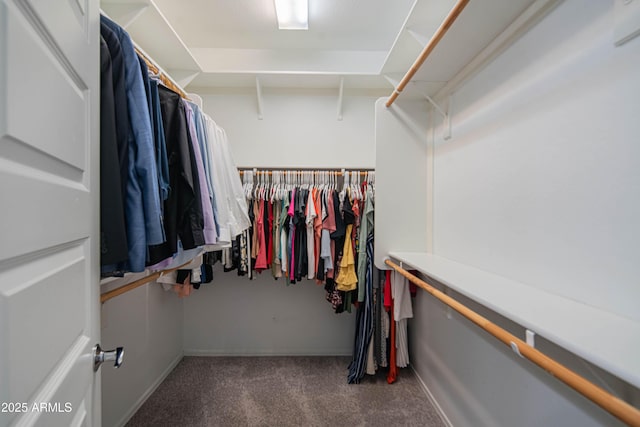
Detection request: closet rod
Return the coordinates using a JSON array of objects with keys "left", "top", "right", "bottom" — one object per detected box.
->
[
  {"left": 134, "top": 45, "right": 189, "bottom": 99},
  {"left": 100, "top": 260, "right": 193, "bottom": 304},
  {"left": 238, "top": 168, "right": 374, "bottom": 176},
  {"left": 385, "top": 0, "right": 470, "bottom": 107},
  {"left": 384, "top": 259, "right": 640, "bottom": 427}
]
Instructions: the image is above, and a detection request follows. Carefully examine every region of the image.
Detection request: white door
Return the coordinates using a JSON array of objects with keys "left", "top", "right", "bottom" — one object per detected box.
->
[{"left": 0, "top": 0, "right": 101, "bottom": 426}]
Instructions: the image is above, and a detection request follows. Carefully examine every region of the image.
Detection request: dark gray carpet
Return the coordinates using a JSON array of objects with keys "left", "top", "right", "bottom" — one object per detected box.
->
[{"left": 126, "top": 356, "right": 445, "bottom": 427}]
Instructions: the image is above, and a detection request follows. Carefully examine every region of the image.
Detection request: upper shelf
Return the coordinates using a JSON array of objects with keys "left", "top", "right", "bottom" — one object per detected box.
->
[
  {"left": 389, "top": 251, "right": 640, "bottom": 391},
  {"left": 382, "top": 0, "right": 554, "bottom": 100},
  {"left": 100, "top": 0, "right": 201, "bottom": 87}
]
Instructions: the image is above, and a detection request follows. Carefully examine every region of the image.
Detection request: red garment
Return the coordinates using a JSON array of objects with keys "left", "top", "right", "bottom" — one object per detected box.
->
[
  {"left": 384, "top": 270, "right": 392, "bottom": 311},
  {"left": 387, "top": 296, "right": 397, "bottom": 384},
  {"left": 409, "top": 270, "right": 418, "bottom": 297},
  {"left": 267, "top": 201, "right": 274, "bottom": 266},
  {"left": 384, "top": 270, "right": 397, "bottom": 383},
  {"left": 254, "top": 199, "right": 267, "bottom": 271}
]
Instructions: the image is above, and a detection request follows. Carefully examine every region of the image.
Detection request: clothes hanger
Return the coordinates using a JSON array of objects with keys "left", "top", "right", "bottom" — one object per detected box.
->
[
  {"left": 255, "top": 171, "right": 262, "bottom": 200},
  {"left": 270, "top": 171, "right": 276, "bottom": 202},
  {"left": 350, "top": 171, "right": 357, "bottom": 201},
  {"left": 245, "top": 170, "right": 253, "bottom": 200},
  {"left": 262, "top": 172, "right": 268, "bottom": 201}
]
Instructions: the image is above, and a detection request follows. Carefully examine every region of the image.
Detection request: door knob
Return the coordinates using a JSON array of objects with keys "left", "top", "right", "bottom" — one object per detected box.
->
[{"left": 93, "top": 344, "right": 124, "bottom": 371}]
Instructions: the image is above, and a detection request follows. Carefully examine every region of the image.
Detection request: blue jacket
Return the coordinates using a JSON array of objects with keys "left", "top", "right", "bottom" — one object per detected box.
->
[{"left": 101, "top": 15, "right": 165, "bottom": 273}]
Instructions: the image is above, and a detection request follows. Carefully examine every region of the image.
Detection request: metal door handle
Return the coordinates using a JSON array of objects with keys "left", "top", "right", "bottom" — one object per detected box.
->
[{"left": 93, "top": 344, "right": 124, "bottom": 371}]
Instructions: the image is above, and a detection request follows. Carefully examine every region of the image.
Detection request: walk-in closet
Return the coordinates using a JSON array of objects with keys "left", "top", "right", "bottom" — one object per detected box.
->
[{"left": 1, "top": 0, "right": 639, "bottom": 426}]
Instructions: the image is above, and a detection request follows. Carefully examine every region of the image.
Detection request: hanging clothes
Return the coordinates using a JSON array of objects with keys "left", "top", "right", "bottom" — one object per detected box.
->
[
  {"left": 183, "top": 100, "right": 217, "bottom": 246},
  {"left": 347, "top": 233, "right": 375, "bottom": 384},
  {"left": 392, "top": 270, "right": 413, "bottom": 368},
  {"left": 357, "top": 186, "right": 374, "bottom": 302},
  {"left": 254, "top": 199, "right": 268, "bottom": 271},
  {"left": 305, "top": 190, "right": 317, "bottom": 280},
  {"left": 99, "top": 35, "right": 128, "bottom": 267},
  {"left": 99, "top": 22, "right": 129, "bottom": 200},
  {"left": 147, "top": 85, "right": 204, "bottom": 267},
  {"left": 149, "top": 79, "right": 170, "bottom": 204},
  {"left": 100, "top": 15, "right": 165, "bottom": 274},
  {"left": 336, "top": 223, "right": 357, "bottom": 291}
]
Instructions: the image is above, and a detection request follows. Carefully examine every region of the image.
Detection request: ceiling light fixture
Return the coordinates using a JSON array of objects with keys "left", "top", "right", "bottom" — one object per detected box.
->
[{"left": 274, "top": 0, "right": 308, "bottom": 30}]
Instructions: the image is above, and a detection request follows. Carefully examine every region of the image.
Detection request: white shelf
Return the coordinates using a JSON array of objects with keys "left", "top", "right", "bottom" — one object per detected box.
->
[
  {"left": 382, "top": 0, "right": 554, "bottom": 99},
  {"left": 388, "top": 251, "right": 640, "bottom": 390},
  {"left": 101, "top": 0, "right": 201, "bottom": 79}
]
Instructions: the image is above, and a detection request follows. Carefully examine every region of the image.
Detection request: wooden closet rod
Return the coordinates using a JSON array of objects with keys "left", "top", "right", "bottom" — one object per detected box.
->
[
  {"left": 134, "top": 46, "right": 189, "bottom": 99},
  {"left": 386, "top": 0, "right": 470, "bottom": 107},
  {"left": 238, "top": 169, "right": 373, "bottom": 177},
  {"left": 384, "top": 259, "right": 640, "bottom": 426},
  {"left": 100, "top": 260, "right": 193, "bottom": 304}
]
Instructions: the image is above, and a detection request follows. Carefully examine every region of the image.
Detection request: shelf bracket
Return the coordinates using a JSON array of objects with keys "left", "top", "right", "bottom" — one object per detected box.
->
[
  {"left": 425, "top": 93, "right": 452, "bottom": 141},
  {"left": 101, "top": 4, "right": 149, "bottom": 29},
  {"left": 526, "top": 329, "right": 536, "bottom": 347},
  {"left": 410, "top": 82, "right": 452, "bottom": 140},
  {"left": 337, "top": 77, "right": 344, "bottom": 121},
  {"left": 255, "top": 77, "right": 264, "bottom": 120},
  {"left": 407, "top": 27, "right": 431, "bottom": 48},
  {"left": 166, "top": 69, "right": 200, "bottom": 89}
]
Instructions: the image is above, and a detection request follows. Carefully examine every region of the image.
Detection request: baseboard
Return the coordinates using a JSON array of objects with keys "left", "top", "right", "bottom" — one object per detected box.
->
[
  {"left": 114, "top": 352, "right": 184, "bottom": 427},
  {"left": 183, "top": 348, "right": 352, "bottom": 357},
  {"left": 411, "top": 365, "right": 454, "bottom": 427}
]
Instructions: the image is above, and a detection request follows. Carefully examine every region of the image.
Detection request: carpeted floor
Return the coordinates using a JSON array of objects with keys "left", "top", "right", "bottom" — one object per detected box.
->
[{"left": 126, "top": 356, "right": 445, "bottom": 427}]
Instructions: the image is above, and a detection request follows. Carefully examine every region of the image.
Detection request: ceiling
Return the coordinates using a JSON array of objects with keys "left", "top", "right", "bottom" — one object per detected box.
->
[
  {"left": 100, "top": 0, "right": 427, "bottom": 91},
  {"left": 100, "top": 0, "right": 540, "bottom": 94}
]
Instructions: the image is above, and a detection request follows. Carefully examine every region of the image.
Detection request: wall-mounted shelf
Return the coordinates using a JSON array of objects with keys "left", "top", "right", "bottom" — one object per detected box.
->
[
  {"left": 100, "top": 0, "right": 201, "bottom": 87},
  {"left": 382, "top": 0, "right": 557, "bottom": 102},
  {"left": 388, "top": 251, "right": 640, "bottom": 391}
]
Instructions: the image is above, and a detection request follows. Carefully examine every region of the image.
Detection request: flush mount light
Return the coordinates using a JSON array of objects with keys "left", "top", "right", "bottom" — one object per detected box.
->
[{"left": 274, "top": 0, "right": 308, "bottom": 30}]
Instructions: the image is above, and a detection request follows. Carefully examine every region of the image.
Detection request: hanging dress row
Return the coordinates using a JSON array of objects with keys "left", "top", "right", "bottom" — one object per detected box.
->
[
  {"left": 222, "top": 170, "right": 375, "bottom": 313},
  {"left": 99, "top": 14, "right": 250, "bottom": 278}
]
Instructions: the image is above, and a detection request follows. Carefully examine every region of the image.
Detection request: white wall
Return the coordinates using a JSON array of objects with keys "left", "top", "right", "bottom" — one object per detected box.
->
[
  {"left": 198, "top": 89, "right": 377, "bottom": 169},
  {"left": 183, "top": 90, "right": 379, "bottom": 355},
  {"left": 184, "top": 264, "right": 355, "bottom": 356},
  {"left": 410, "top": 285, "right": 635, "bottom": 427},
  {"left": 101, "top": 281, "right": 183, "bottom": 427},
  {"left": 431, "top": 0, "right": 640, "bottom": 321},
  {"left": 407, "top": 1, "right": 640, "bottom": 426}
]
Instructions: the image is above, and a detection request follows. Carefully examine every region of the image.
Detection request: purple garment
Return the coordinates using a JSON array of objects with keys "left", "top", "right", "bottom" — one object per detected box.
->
[{"left": 183, "top": 100, "right": 217, "bottom": 245}]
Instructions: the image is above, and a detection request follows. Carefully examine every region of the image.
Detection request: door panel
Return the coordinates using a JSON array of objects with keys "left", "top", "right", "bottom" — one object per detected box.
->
[
  {"left": 5, "top": 2, "right": 89, "bottom": 172},
  {"left": 22, "top": 0, "right": 91, "bottom": 73},
  {"left": 2, "top": 243, "right": 86, "bottom": 403},
  {"left": 0, "top": 0, "right": 99, "bottom": 426},
  {"left": 0, "top": 166, "right": 88, "bottom": 263}
]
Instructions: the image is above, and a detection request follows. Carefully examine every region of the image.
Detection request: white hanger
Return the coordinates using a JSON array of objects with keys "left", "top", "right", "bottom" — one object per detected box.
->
[
  {"left": 262, "top": 172, "right": 268, "bottom": 201},
  {"left": 255, "top": 171, "right": 263, "bottom": 200},
  {"left": 351, "top": 171, "right": 357, "bottom": 200}
]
